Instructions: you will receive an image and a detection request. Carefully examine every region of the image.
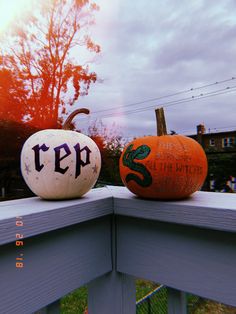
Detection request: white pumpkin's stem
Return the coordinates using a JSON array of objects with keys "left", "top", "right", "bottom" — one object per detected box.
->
[
  {"left": 62, "top": 108, "right": 90, "bottom": 130},
  {"left": 155, "top": 107, "right": 167, "bottom": 136}
]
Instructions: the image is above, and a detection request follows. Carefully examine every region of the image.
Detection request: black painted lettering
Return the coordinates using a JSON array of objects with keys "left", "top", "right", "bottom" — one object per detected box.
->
[
  {"left": 54, "top": 143, "right": 71, "bottom": 174},
  {"left": 32, "top": 144, "right": 49, "bottom": 172},
  {"left": 74, "top": 143, "right": 91, "bottom": 178}
]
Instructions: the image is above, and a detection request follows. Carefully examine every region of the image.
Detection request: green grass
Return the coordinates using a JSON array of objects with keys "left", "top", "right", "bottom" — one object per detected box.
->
[
  {"left": 61, "top": 279, "right": 159, "bottom": 314},
  {"left": 61, "top": 286, "right": 88, "bottom": 314},
  {"left": 61, "top": 281, "right": 236, "bottom": 314},
  {"left": 136, "top": 279, "right": 159, "bottom": 301},
  {"left": 192, "top": 300, "right": 236, "bottom": 314}
]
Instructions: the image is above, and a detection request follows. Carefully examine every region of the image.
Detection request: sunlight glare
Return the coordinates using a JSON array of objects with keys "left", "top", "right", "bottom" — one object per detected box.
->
[{"left": 0, "top": 0, "right": 32, "bottom": 32}]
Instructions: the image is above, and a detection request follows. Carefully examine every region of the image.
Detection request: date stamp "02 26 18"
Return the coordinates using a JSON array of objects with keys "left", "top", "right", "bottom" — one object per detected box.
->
[{"left": 15, "top": 216, "right": 24, "bottom": 268}]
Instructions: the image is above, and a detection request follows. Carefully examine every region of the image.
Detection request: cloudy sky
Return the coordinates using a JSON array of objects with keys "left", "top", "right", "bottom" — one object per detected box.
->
[
  {"left": 77, "top": 0, "right": 236, "bottom": 139},
  {"left": 2, "top": 0, "right": 235, "bottom": 139}
]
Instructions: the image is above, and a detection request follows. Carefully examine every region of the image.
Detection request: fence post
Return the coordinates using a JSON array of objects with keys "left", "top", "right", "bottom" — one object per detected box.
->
[
  {"left": 88, "top": 216, "right": 136, "bottom": 314},
  {"left": 88, "top": 271, "right": 136, "bottom": 314},
  {"left": 167, "top": 288, "right": 187, "bottom": 314}
]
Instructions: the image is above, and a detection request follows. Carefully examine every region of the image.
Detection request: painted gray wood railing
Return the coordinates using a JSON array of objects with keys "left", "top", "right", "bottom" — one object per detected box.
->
[{"left": 0, "top": 186, "right": 236, "bottom": 314}]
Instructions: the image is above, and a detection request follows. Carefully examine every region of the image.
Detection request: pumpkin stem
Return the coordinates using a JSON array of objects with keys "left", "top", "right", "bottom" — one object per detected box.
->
[
  {"left": 155, "top": 107, "right": 167, "bottom": 136},
  {"left": 62, "top": 108, "right": 90, "bottom": 130}
]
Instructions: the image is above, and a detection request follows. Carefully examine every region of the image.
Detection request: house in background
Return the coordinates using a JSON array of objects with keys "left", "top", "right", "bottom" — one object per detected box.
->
[
  {"left": 189, "top": 124, "right": 236, "bottom": 152},
  {"left": 188, "top": 124, "right": 236, "bottom": 192}
]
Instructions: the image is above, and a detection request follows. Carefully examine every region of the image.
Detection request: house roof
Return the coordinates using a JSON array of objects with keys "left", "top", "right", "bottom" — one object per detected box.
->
[{"left": 188, "top": 129, "right": 236, "bottom": 138}]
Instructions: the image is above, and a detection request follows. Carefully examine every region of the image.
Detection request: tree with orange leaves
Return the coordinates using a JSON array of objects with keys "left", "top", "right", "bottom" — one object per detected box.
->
[
  {"left": 0, "top": 68, "right": 28, "bottom": 122},
  {"left": 88, "top": 120, "right": 125, "bottom": 185},
  {"left": 0, "top": 0, "right": 100, "bottom": 128}
]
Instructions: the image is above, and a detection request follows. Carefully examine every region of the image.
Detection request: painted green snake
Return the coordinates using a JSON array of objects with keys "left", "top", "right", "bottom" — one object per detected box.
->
[{"left": 122, "top": 144, "right": 152, "bottom": 187}]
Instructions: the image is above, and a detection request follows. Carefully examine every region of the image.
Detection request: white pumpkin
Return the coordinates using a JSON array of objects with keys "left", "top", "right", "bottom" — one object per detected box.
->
[{"left": 20, "top": 109, "right": 101, "bottom": 200}]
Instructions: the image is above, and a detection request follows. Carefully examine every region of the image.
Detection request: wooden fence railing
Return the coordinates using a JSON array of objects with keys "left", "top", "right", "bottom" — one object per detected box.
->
[{"left": 0, "top": 186, "right": 236, "bottom": 314}]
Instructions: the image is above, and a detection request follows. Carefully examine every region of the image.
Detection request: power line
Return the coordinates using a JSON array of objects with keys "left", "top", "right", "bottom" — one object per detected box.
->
[
  {"left": 210, "top": 125, "right": 236, "bottom": 131},
  {"left": 96, "top": 84, "right": 236, "bottom": 119},
  {"left": 121, "top": 124, "right": 236, "bottom": 140},
  {"left": 90, "top": 76, "right": 235, "bottom": 115},
  {"left": 179, "top": 125, "right": 236, "bottom": 134}
]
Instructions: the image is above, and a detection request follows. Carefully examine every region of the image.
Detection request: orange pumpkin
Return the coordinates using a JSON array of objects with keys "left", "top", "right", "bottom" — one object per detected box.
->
[{"left": 119, "top": 108, "right": 208, "bottom": 200}]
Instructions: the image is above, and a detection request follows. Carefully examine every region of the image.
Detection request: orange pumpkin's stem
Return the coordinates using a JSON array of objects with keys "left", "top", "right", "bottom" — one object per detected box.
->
[
  {"left": 62, "top": 108, "right": 90, "bottom": 130},
  {"left": 155, "top": 107, "right": 167, "bottom": 136}
]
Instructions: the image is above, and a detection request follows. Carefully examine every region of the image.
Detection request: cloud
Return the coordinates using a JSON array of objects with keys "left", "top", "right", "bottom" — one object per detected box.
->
[{"left": 78, "top": 0, "right": 236, "bottom": 138}]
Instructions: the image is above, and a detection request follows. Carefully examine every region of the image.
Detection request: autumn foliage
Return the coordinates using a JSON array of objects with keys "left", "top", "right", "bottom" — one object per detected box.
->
[
  {"left": 88, "top": 121, "right": 124, "bottom": 185},
  {"left": 0, "top": 0, "right": 100, "bottom": 128},
  {"left": 0, "top": 0, "right": 101, "bottom": 199}
]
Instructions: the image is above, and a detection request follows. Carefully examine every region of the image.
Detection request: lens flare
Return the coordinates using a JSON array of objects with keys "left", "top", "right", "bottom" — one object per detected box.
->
[{"left": 0, "top": 0, "right": 32, "bottom": 32}]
